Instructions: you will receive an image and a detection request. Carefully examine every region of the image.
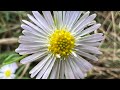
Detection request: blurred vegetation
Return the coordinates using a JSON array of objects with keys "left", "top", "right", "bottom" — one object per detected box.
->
[{"left": 0, "top": 11, "right": 120, "bottom": 79}]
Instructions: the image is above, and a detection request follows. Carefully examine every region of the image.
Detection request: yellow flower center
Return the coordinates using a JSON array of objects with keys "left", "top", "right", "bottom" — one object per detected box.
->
[
  {"left": 48, "top": 29, "right": 75, "bottom": 57},
  {"left": 5, "top": 70, "right": 11, "bottom": 77}
]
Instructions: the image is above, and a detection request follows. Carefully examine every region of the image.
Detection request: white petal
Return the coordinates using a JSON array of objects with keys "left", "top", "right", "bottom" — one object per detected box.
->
[
  {"left": 16, "top": 42, "right": 47, "bottom": 55},
  {"left": 21, "top": 24, "right": 47, "bottom": 38},
  {"left": 77, "top": 42, "right": 101, "bottom": 47},
  {"left": 55, "top": 59, "right": 61, "bottom": 79},
  {"left": 0, "top": 73, "right": 4, "bottom": 78},
  {"left": 49, "top": 60, "right": 58, "bottom": 79},
  {"left": 68, "top": 57, "right": 85, "bottom": 79},
  {"left": 10, "top": 74, "right": 16, "bottom": 79},
  {"left": 27, "top": 14, "right": 49, "bottom": 35},
  {"left": 76, "top": 50, "right": 98, "bottom": 61},
  {"left": 18, "top": 43, "right": 47, "bottom": 50},
  {"left": 53, "top": 11, "right": 62, "bottom": 29},
  {"left": 74, "top": 14, "right": 97, "bottom": 34},
  {"left": 42, "top": 57, "right": 56, "bottom": 79},
  {"left": 68, "top": 11, "right": 83, "bottom": 30},
  {"left": 57, "top": 11, "right": 63, "bottom": 29},
  {"left": 62, "top": 11, "right": 66, "bottom": 27},
  {"left": 20, "top": 52, "right": 47, "bottom": 64},
  {"left": 0, "top": 65, "right": 10, "bottom": 72},
  {"left": 79, "top": 24, "right": 101, "bottom": 36},
  {"left": 59, "top": 60, "right": 65, "bottom": 79},
  {"left": 75, "top": 44, "right": 102, "bottom": 55},
  {"left": 75, "top": 55, "right": 93, "bottom": 71},
  {"left": 64, "top": 11, "right": 71, "bottom": 28},
  {"left": 64, "top": 60, "right": 75, "bottom": 79},
  {"left": 42, "top": 11, "right": 55, "bottom": 29},
  {"left": 32, "top": 11, "right": 52, "bottom": 31},
  {"left": 19, "top": 35, "right": 46, "bottom": 42},
  {"left": 22, "top": 30, "right": 46, "bottom": 40},
  {"left": 22, "top": 20, "right": 50, "bottom": 36},
  {"left": 78, "top": 33, "right": 103, "bottom": 42},
  {"left": 29, "top": 54, "right": 52, "bottom": 74},
  {"left": 18, "top": 35, "right": 47, "bottom": 44},
  {"left": 36, "top": 55, "right": 54, "bottom": 79},
  {"left": 30, "top": 66, "right": 42, "bottom": 78},
  {"left": 16, "top": 48, "right": 47, "bottom": 55},
  {"left": 71, "top": 11, "right": 90, "bottom": 32},
  {"left": 30, "top": 58, "right": 51, "bottom": 78},
  {"left": 71, "top": 51, "right": 77, "bottom": 57},
  {"left": 10, "top": 63, "right": 18, "bottom": 73}
]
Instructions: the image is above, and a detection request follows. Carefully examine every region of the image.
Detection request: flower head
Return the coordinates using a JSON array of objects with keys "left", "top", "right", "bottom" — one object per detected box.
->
[
  {"left": 16, "top": 11, "right": 104, "bottom": 79},
  {"left": 0, "top": 63, "right": 18, "bottom": 79}
]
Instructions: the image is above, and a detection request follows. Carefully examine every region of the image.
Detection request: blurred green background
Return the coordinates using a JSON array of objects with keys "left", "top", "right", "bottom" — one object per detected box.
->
[{"left": 0, "top": 11, "right": 120, "bottom": 79}]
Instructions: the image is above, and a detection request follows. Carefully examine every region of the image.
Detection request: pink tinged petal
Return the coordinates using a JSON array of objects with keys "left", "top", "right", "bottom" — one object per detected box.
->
[
  {"left": 76, "top": 50, "right": 98, "bottom": 61},
  {"left": 20, "top": 52, "right": 48, "bottom": 64},
  {"left": 32, "top": 11, "right": 52, "bottom": 31},
  {"left": 42, "top": 57, "right": 56, "bottom": 79},
  {"left": 27, "top": 14, "right": 49, "bottom": 35},
  {"left": 29, "top": 54, "right": 52, "bottom": 74},
  {"left": 36, "top": 55, "right": 54, "bottom": 79},
  {"left": 71, "top": 11, "right": 90, "bottom": 33}
]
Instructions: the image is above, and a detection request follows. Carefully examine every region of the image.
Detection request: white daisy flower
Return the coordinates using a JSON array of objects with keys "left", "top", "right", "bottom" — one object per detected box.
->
[
  {"left": 0, "top": 63, "right": 18, "bottom": 79},
  {"left": 15, "top": 11, "right": 104, "bottom": 79}
]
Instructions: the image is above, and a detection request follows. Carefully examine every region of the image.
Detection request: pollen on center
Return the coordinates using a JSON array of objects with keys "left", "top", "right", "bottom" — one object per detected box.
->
[
  {"left": 48, "top": 29, "right": 75, "bottom": 57},
  {"left": 5, "top": 69, "right": 11, "bottom": 77}
]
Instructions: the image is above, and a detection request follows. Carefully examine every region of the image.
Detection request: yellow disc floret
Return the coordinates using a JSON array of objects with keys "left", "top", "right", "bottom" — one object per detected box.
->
[
  {"left": 5, "top": 69, "right": 11, "bottom": 77},
  {"left": 48, "top": 29, "right": 75, "bottom": 57}
]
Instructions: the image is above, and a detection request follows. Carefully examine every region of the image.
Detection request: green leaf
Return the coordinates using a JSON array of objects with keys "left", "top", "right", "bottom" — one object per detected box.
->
[
  {"left": 2, "top": 54, "right": 28, "bottom": 66},
  {"left": 15, "top": 65, "right": 25, "bottom": 77}
]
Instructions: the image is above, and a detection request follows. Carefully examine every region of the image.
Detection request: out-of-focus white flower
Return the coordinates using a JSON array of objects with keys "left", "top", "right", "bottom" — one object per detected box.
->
[
  {"left": 0, "top": 63, "right": 18, "bottom": 79},
  {"left": 16, "top": 11, "right": 104, "bottom": 79}
]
